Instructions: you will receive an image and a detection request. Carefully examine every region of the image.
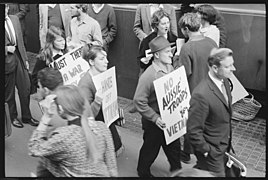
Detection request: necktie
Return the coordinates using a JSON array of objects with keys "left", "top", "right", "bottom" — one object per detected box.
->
[
  {"left": 5, "top": 18, "right": 15, "bottom": 45},
  {"left": 221, "top": 83, "right": 228, "bottom": 104}
]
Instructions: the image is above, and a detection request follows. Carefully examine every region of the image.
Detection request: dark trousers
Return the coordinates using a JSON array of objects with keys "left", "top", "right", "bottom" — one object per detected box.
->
[
  {"left": 182, "top": 133, "right": 194, "bottom": 154},
  {"left": 109, "top": 122, "right": 122, "bottom": 152},
  {"left": 137, "top": 121, "right": 181, "bottom": 175},
  {"left": 194, "top": 145, "right": 227, "bottom": 177},
  {"left": 5, "top": 49, "right": 31, "bottom": 121}
]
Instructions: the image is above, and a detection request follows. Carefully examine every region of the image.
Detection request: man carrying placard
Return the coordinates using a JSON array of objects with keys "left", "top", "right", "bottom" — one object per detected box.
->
[{"left": 133, "top": 36, "right": 181, "bottom": 177}]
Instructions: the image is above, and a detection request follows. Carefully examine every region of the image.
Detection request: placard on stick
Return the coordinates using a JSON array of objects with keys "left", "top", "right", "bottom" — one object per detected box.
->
[
  {"left": 92, "top": 67, "right": 119, "bottom": 127},
  {"left": 50, "top": 45, "right": 90, "bottom": 86},
  {"left": 153, "top": 66, "right": 191, "bottom": 145}
]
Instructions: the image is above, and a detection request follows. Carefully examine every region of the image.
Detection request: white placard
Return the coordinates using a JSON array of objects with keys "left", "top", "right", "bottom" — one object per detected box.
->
[
  {"left": 230, "top": 74, "right": 249, "bottom": 104},
  {"left": 92, "top": 67, "right": 119, "bottom": 127},
  {"left": 153, "top": 66, "right": 191, "bottom": 145},
  {"left": 145, "top": 49, "right": 151, "bottom": 57},
  {"left": 50, "top": 46, "right": 90, "bottom": 86},
  {"left": 176, "top": 38, "right": 185, "bottom": 55}
]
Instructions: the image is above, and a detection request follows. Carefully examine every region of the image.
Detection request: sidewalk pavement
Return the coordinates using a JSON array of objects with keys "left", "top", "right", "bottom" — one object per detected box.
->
[{"left": 4, "top": 93, "right": 265, "bottom": 177}]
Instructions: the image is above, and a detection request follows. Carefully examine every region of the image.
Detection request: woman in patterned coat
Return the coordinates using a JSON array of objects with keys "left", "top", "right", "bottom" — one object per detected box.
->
[{"left": 28, "top": 85, "right": 118, "bottom": 177}]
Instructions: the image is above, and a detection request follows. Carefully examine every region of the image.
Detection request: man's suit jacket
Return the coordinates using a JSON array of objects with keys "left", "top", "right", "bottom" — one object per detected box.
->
[
  {"left": 8, "top": 4, "right": 29, "bottom": 36},
  {"left": 5, "top": 15, "right": 28, "bottom": 74},
  {"left": 133, "top": 4, "right": 178, "bottom": 41},
  {"left": 39, "top": 4, "right": 72, "bottom": 48},
  {"left": 187, "top": 75, "right": 232, "bottom": 155}
]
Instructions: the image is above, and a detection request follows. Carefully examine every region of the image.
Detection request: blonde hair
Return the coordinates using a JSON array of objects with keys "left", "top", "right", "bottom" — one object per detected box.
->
[{"left": 54, "top": 85, "right": 100, "bottom": 162}]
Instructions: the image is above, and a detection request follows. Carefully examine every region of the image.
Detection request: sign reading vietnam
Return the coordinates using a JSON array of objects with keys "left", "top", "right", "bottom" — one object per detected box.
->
[
  {"left": 153, "top": 66, "right": 191, "bottom": 145},
  {"left": 50, "top": 46, "right": 90, "bottom": 86},
  {"left": 92, "top": 67, "right": 119, "bottom": 127}
]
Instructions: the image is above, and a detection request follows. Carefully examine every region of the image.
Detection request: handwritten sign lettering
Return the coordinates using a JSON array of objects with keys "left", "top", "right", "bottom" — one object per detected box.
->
[
  {"left": 92, "top": 67, "right": 119, "bottom": 127},
  {"left": 50, "top": 46, "right": 90, "bottom": 86},
  {"left": 154, "top": 66, "right": 191, "bottom": 145}
]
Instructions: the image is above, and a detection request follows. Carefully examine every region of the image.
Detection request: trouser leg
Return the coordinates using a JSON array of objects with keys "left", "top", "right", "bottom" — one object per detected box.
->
[
  {"left": 5, "top": 72, "right": 16, "bottom": 120},
  {"left": 162, "top": 137, "right": 182, "bottom": 171},
  {"left": 137, "top": 122, "right": 162, "bottom": 175},
  {"left": 15, "top": 50, "right": 31, "bottom": 120}
]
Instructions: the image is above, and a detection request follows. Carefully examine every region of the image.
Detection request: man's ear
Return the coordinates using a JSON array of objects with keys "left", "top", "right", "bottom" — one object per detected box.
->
[
  {"left": 44, "top": 87, "right": 51, "bottom": 96},
  {"left": 89, "top": 59, "right": 94, "bottom": 66},
  {"left": 212, "top": 65, "right": 218, "bottom": 74},
  {"left": 58, "top": 104, "right": 64, "bottom": 115},
  {"left": 154, "top": 52, "right": 159, "bottom": 59}
]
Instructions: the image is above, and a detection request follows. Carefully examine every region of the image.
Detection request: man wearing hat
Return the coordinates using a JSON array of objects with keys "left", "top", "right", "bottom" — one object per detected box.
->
[
  {"left": 133, "top": 36, "right": 182, "bottom": 177},
  {"left": 187, "top": 48, "right": 235, "bottom": 176}
]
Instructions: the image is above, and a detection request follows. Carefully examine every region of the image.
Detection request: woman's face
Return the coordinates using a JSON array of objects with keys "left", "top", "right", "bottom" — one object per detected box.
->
[
  {"left": 91, "top": 50, "right": 108, "bottom": 73},
  {"left": 53, "top": 35, "right": 65, "bottom": 51},
  {"left": 157, "top": 16, "right": 170, "bottom": 35}
]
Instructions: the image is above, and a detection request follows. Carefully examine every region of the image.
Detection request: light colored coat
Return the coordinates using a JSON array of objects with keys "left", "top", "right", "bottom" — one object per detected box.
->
[{"left": 39, "top": 4, "right": 72, "bottom": 48}]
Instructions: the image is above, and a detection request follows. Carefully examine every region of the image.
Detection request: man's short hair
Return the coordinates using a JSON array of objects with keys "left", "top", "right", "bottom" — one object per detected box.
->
[
  {"left": 75, "top": 4, "right": 88, "bottom": 13},
  {"left": 178, "top": 12, "right": 201, "bottom": 32},
  {"left": 208, "top": 48, "right": 233, "bottom": 67},
  {"left": 37, "top": 67, "right": 63, "bottom": 91}
]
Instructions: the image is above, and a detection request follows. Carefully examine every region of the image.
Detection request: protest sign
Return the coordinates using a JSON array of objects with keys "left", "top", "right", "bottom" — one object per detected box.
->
[
  {"left": 50, "top": 45, "right": 90, "bottom": 86},
  {"left": 229, "top": 74, "right": 249, "bottom": 104},
  {"left": 154, "top": 66, "right": 191, "bottom": 145},
  {"left": 92, "top": 67, "right": 119, "bottom": 127},
  {"left": 176, "top": 38, "right": 185, "bottom": 55}
]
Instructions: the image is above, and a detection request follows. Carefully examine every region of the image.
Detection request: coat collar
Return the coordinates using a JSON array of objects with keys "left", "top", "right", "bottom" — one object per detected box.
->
[{"left": 207, "top": 75, "right": 232, "bottom": 111}]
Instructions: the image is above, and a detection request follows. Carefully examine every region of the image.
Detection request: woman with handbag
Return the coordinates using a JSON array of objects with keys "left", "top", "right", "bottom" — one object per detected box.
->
[
  {"left": 31, "top": 25, "right": 67, "bottom": 94},
  {"left": 78, "top": 44, "right": 124, "bottom": 156},
  {"left": 28, "top": 85, "right": 118, "bottom": 177}
]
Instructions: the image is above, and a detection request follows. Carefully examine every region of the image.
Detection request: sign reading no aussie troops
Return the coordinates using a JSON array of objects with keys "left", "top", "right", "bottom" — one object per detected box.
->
[
  {"left": 92, "top": 67, "right": 119, "bottom": 127},
  {"left": 153, "top": 66, "right": 191, "bottom": 145},
  {"left": 50, "top": 46, "right": 90, "bottom": 86}
]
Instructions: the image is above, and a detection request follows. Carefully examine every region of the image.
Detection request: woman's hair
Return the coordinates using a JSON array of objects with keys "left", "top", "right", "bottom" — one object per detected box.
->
[
  {"left": 82, "top": 44, "right": 105, "bottom": 66},
  {"left": 37, "top": 26, "right": 66, "bottom": 65},
  {"left": 151, "top": 9, "right": 170, "bottom": 30},
  {"left": 54, "top": 85, "right": 99, "bottom": 162},
  {"left": 178, "top": 12, "right": 201, "bottom": 32},
  {"left": 196, "top": 4, "right": 217, "bottom": 24}
]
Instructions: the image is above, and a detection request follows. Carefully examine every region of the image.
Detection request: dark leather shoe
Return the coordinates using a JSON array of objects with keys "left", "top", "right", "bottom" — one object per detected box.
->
[
  {"left": 12, "top": 118, "right": 24, "bottom": 128},
  {"left": 22, "top": 118, "right": 39, "bottom": 126},
  {"left": 180, "top": 150, "right": 191, "bottom": 164}
]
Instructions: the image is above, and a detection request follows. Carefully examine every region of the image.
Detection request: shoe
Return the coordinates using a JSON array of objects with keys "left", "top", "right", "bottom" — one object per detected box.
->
[
  {"left": 12, "top": 118, "right": 24, "bottom": 128},
  {"left": 180, "top": 151, "right": 191, "bottom": 164},
  {"left": 22, "top": 118, "right": 39, "bottom": 126},
  {"left": 137, "top": 171, "right": 154, "bottom": 177}
]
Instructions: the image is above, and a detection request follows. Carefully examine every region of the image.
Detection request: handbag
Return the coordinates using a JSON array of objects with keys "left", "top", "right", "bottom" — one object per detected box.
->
[
  {"left": 232, "top": 93, "right": 262, "bottom": 121},
  {"left": 225, "top": 146, "right": 247, "bottom": 177}
]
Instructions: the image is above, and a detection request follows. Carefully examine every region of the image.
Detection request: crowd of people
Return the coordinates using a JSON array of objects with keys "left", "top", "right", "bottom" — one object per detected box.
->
[{"left": 5, "top": 3, "right": 236, "bottom": 177}]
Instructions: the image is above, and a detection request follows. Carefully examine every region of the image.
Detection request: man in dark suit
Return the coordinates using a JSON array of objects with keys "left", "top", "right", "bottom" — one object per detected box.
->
[
  {"left": 187, "top": 47, "right": 236, "bottom": 177},
  {"left": 133, "top": 4, "right": 178, "bottom": 42},
  {"left": 5, "top": 4, "right": 38, "bottom": 128},
  {"left": 8, "top": 3, "right": 30, "bottom": 48}
]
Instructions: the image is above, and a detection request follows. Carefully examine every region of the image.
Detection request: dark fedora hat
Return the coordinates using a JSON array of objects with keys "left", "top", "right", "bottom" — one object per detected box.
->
[{"left": 148, "top": 36, "right": 175, "bottom": 54}]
